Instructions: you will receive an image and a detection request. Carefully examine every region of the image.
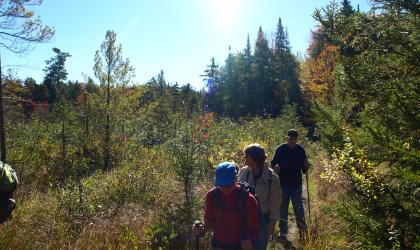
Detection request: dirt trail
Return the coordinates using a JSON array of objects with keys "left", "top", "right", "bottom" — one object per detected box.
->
[{"left": 268, "top": 181, "right": 309, "bottom": 250}]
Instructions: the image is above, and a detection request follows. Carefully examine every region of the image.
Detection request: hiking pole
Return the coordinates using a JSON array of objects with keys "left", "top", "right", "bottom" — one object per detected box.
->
[
  {"left": 193, "top": 220, "right": 203, "bottom": 250},
  {"left": 195, "top": 236, "right": 199, "bottom": 250},
  {"left": 272, "top": 234, "right": 276, "bottom": 249}
]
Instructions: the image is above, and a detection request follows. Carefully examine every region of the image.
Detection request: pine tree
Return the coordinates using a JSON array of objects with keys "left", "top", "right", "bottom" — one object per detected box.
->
[
  {"left": 272, "top": 18, "right": 290, "bottom": 112},
  {"left": 223, "top": 45, "right": 239, "bottom": 118},
  {"left": 43, "top": 48, "right": 71, "bottom": 103},
  {"left": 340, "top": 0, "right": 355, "bottom": 17},
  {"left": 202, "top": 57, "right": 222, "bottom": 113},
  {"left": 242, "top": 34, "right": 254, "bottom": 116},
  {"left": 253, "top": 26, "right": 273, "bottom": 116},
  {"left": 43, "top": 48, "right": 71, "bottom": 85},
  {"left": 274, "top": 18, "right": 290, "bottom": 53},
  {"left": 43, "top": 48, "right": 71, "bottom": 166},
  {"left": 157, "top": 70, "right": 166, "bottom": 97},
  {"left": 313, "top": 0, "right": 341, "bottom": 45},
  {"left": 307, "top": 27, "right": 328, "bottom": 59},
  {"left": 310, "top": 1, "right": 420, "bottom": 247},
  {"left": 234, "top": 51, "right": 246, "bottom": 116},
  {"left": 0, "top": 0, "right": 54, "bottom": 162},
  {"left": 268, "top": 18, "right": 302, "bottom": 114},
  {"left": 94, "top": 30, "right": 135, "bottom": 170},
  {"left": 180, "top": 83, "right": 200, "bottom": 117}
]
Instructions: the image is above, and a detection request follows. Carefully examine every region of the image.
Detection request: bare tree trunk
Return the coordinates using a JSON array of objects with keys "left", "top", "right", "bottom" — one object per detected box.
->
[{"left": 0, "top": 54, "right": 7, "bottom": 162}]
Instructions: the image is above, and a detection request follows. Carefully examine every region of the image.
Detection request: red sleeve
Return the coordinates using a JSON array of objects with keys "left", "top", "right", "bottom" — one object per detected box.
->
[
  {"left": 245, "top": 193, "right": 260, "bottom": 241},
  {"left": 204, "top": 188, "right": 215, "bottom": 229}
]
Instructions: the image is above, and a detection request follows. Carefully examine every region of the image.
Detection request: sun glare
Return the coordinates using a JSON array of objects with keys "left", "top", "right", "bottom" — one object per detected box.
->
[{"left": 208, "top": 0, "right": 240, "bottom": 30}]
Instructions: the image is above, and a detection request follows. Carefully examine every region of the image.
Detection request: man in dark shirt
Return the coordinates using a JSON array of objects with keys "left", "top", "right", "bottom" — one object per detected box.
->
[{"left": 271, "top": 129, "right": 309, "bottom": 242}]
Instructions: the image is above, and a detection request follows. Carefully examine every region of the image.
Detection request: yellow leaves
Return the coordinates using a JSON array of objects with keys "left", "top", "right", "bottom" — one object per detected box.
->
[
  {"left": 352, "top": 171, "right": 365, "bottom": 183},
  {"left": 330, "top": 133, "right": 388, "bottom": 200},
  {"left": 208, "top": 155, "right": 215, "bottom": 167},
  {"left": 302, "top": 44, "right": 340, "bottom": 105},
  {"left": 210, "top": 146, "right": 237, "bottom": 167},
  {"left": 320, "top": 159, "right": 340, "bottom": 182}
]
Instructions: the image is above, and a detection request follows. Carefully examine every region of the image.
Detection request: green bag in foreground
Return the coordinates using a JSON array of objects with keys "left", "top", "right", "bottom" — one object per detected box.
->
[{"left": 0, "top": 162, "right": 18, "bottom": 197}]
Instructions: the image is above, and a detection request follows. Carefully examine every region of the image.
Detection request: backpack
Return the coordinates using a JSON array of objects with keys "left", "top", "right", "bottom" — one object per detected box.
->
[
  {"left": 212, "top": 186, "right": 251, "bottom": 241},
  {"left": 211, "top": 169, "right": 273, "bottom": 244},
  {"left": 0, "top": 162, "right": 18, "bottom": 198},
  {"left": 243, "top": 169, "right": 274, "bottom": 227},
  {"left": 0, "top": 198, "right": 15, "bottom": 224},
  {"left": 244, "top": 169, "right": 273, "bottom": 204}
]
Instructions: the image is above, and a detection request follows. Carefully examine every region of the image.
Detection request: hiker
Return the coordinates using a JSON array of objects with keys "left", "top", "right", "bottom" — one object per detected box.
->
[
  {"left": 0, "top": 161, "right": 18, "bottom": 224},
  {"left": 192, "top": 161, "right": 260, "bottom": 250},
  {"left": 271, "top": 129, "right": 309, "bottom": 242},
  {"left": 237, "top": 144, "right": 281, "bottom": 250}
]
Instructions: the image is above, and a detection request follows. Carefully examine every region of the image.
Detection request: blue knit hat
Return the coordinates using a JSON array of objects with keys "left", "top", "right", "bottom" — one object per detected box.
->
[{"left": 214, "top": 162, "right": 236, "bottom": 187}]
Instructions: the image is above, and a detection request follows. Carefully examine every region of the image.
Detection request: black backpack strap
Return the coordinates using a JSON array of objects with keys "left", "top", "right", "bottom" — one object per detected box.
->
[
  {"left": 213, "top": 188, "right": 229, "bottom": 228},
  {"left": 213, "top": 188, "right": 222, "bottom": 208},
  {"left": 213, "top": 187, "right": 250, "bottom": 240},
  {"left": 267, "top": 169, "right": 273, "bottom": 209},
  {"left": 237, "top": 187, "right": 248, "bottom": 240},
  {"left": 247, "top": 168, "right": 257, "bottom": 188}
]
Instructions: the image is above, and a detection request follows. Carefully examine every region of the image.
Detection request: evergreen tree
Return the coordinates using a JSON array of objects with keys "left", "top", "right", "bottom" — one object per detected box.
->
[
  {"left": 67, "top": 81, "right": 83, "bottom": 101},
  {"left": 24, "top": 77, "right": 36, "bottom": 95},
  {"left": 273, "top": 17, "right": 300, "bottom": 112},
  {"left": 233, "top": 51, "right": 247, "bottom": 116},
  {"left": 180, "top": 83, "right": 200, "bottom": 117},
  {"left": 157, "top": 69, "right": 166, "bottom": 97},
  {"left": 202, "top": 57, "right": 222, "bottom": 113},
  {"left": 43, "top": 48, "right": 71, "bottom": 103},
  {"left": 307, "top": 27, "right": 328, "bottom": 59},
  {"left": 340, "top": 0, "right": 355, "bottom": 17},
  {"left": 0, "top": 0, "right": 54, "bottom": 162},
  {"left": 242, "top": 34, "right": 254, "bottom": 116},
  {"left": 313, "top": 0, "right": 341, "bottom": 45},
  {"left": 85, "top": 77, "right": 99, "bottom": 94},
  {"left": 94, "top": 30, "right": 135, "bottom": 170},
  {"left": 169, "top": 82, "right": 181, "bottom": 112},
  {"left": 43, "top": 48, "right": 72, "bottom": 169},
  {"left": 223, "top": 46, "right": 239, "bottom": 118},
  {"left": 274, "top": 18, "right": 290, "bottom": 53},
  {"left": 312, "top": 0, "right": 420, "bottom": 247},
  {"left": 253, "top": 26, "right": 273, "bottom": 115}
]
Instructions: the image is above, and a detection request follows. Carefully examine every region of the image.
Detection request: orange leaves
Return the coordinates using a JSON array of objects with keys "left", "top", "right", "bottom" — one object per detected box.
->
[
  {"left": 192, "top": 113, "right": 215, "bottom": 144},
  {"left": 303, "top": 44, "right": 340, "bottom": 105}
]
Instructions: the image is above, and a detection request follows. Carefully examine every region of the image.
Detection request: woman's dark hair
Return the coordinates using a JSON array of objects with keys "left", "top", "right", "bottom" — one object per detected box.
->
[{"left": 243, "top": 143, "right": 266, "bottom": 167}]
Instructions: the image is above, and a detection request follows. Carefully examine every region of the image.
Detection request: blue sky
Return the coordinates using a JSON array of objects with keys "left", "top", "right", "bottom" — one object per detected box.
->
[{"left": 2, "top": 0, "right": 371, "bottom": 90}]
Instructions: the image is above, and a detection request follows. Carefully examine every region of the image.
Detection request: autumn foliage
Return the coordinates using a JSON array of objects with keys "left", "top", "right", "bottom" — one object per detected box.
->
[{"left": 303, "top": 44, "right": 339, "bottom": 106}]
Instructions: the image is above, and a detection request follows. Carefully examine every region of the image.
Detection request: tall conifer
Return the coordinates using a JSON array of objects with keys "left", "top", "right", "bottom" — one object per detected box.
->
[{"left": 253, "top": 26, "right": 273, "bottom": 115}]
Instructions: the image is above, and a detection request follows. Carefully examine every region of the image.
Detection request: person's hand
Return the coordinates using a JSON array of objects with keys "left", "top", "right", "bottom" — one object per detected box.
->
[
  {"left": 267, "top": 222, "right": 276, "bottom": 237},
  {"left": 192, "top": 221, "right": 205, "bottom": 237},
  {"left": 240, "top": 238, "right": 254, "bottom": 250},
  {"left": 302, "top": 164, "right": 309, "bottom": 174}
]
